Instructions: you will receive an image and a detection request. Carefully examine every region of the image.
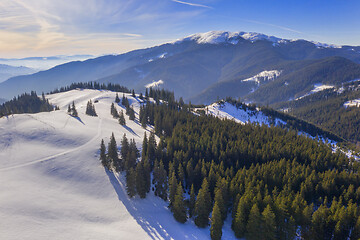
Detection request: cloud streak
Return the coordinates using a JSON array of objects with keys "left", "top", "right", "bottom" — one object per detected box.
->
[{"left": 171, "top": 0, "right": 213, "bottom": 9}]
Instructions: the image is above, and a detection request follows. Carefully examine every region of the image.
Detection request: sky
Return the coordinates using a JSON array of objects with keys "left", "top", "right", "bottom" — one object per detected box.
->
[{"left": 1, "top": 0, "right": 360, "bottom": 58}]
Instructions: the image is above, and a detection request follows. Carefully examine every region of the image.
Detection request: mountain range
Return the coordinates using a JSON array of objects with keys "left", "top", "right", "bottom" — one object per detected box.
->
[{"left": 1, "top": 31, "right": 360, "bottom": 105}]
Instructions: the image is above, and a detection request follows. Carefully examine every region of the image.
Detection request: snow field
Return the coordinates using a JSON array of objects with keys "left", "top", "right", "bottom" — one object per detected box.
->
[{"left": 0, "top": 89, "right": 237, "bottom": 240}]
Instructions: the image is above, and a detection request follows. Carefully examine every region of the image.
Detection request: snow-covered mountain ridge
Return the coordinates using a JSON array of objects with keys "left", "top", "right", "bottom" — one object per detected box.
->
[{"left": 174, "top": 30, "right": 342, "bottom": 48}]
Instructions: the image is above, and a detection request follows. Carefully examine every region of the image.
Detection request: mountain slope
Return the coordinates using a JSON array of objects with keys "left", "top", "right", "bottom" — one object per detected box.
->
[
  {"left": 0, "top": 89, "right": 237, "bottom": 240},
  {"left": 1, "top": 31, "right": 360, "bottom": 102},
  {"left": 0, "top": 64, "right": 36, "bottom": 83}
]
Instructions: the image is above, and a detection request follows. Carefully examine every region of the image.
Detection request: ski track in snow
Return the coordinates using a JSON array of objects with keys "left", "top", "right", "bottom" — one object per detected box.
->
[{"left": 0, "top": 118, "right": 102, "bottom": 172}]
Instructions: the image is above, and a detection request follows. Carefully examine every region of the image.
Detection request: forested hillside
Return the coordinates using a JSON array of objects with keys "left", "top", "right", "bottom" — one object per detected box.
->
[
  {"left": 101, "top": 93, "right": 360, "bottom": 240},
  {"left": 274, "top": 80, "right": 360, "bottom": 144},
  {"left": 0, "top": 91, "right": 55, "bottom": 117}
]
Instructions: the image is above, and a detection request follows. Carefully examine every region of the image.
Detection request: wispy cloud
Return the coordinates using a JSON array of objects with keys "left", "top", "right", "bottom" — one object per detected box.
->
[
  {"left": 243, "top": 19, "right": 304, "bottom": 35},
  {"left": 171, "top": 0, "right": 213, "bottom": 9}
]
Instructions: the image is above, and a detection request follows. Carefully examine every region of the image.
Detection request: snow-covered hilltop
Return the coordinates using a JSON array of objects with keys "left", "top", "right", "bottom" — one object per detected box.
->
[
  {"left": 0, "top": 89, "right": 236, "bottom": 240},
  {"left": 173, "top": 30, "right": 342, "bottom": 48}
]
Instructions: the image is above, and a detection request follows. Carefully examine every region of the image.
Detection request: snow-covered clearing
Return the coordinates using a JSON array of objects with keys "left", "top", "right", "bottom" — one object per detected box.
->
[
  {"left": 0, "top": 89, "right": 236, "bottom": 240},
  {"left": 145, "top": 79, "right": 164, "bottom": 88},
  {"left": 242, "top": 70, "right": 281, "bottom": 85},
  {"left": 296, "top": 83, "right": 334, "bottom": 100},
  {"left": 197, "top": 102, "right": 286, "bottom": 126},
  {"left": 344, "top": 99, "right": 360, "bottom": 108}
]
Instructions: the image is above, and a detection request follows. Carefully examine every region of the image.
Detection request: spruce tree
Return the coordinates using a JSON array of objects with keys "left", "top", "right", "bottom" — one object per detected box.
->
[
  {"left": 126, "top": 168, "right": 136, "bottom": 198},
  {"left": 128, "top": 106, "right": 135, "bottom": 120},
  {"left": 246, "top": 204, "right": 263, "bottom": 240},
  {"left": 107, "top": 133, "right": 119, "bottom": 170},
  {"left": 110, "top": 102, "right": 119, "bottom": 118},
  {"left": 154, "top": 160, "right": 168, "bottom": 200},
  {"left": 67, "top": 104, "right": 71, "bottom": 114},
  {"left": 118, "top": 110, "right": 126, "bottom": 125},
  {"left": 210, "top": 201, "right": 223, "bottom": 240},
  {"left": 143, "top": 158, "right": 151, "bottom": 193},
  {"left": 141, "top": 132, "right": 148, "bottom": 161},
  {"left": 233, "top": 196, "right": 249, "bottom": 238},
  {"left": 71, "top": 101, "right": 78, "bottom": 117},
  {"left": 169, "top": 171, "right": 178, "bottom": 208},
  {"left": 194, "top": 178, "right": 212, "bottom": 228},
  {"left": 136, "top": 163, "right": 147, "bottom": 198},
  {"left": 120, "top": 133, "right": 129, "bottom": 168},
  {"left": 100, "top": 139, "right": 107, "bottom": 167},
  {"left": 214, "top": 188, "right": 226, "bottom": 221},
  {"left": 147, "top": 131, "right": 157, "bottom": 168},
  {"left": 262, "top": 204, "right": 276, "bottom": 240},
  {"left": 132, "top": 89, "right": 135, "bottom": 98},
  {"left": 115, "top": 93, "right": 120, "bottom": 103},
  {"left": 173, "top": 182, "right": 187, "bottom": 223}
]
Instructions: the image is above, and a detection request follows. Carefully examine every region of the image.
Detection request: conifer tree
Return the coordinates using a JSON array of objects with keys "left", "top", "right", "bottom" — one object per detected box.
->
[
  {"left": 147, "top": 131, "right": 157, "bottom": 168},
  {"left": 194, "top": 178, "right": 212, "bottom": 228},
  {"left": 100, "top": 139, "right": 107, "bottom": 167},
  {"left": 143, "top": 158, "right": 151, "bottom": 193},
  {"left": 110, "top": 102, "right": 119, "bottom": 118},
  {"left": 246, "top": 204, "right": 263, "bottom": 240},
  {"left": 118, "top": 110, "right": 126, "bottom": 125},
  {"left": 214, "top": 188, "right": 226, "bottom": 221},
  {"left": 141, "top": 132, "right": 148, "bottom": 161},
  {"left": 70, "top": 101, "right": 78, "bottom": 117},
  {"left": 262, "top": 204, "right": 276, "bottom": 240},
  {"left": 154, "top": 160, "right": 168, "bottom": 200},
  {"left": 233, "top": 196, "right": 249, "bottom": 238},
  {"left": 86, "top": 100, "right": 97, "bottom": 116},
  {"left": 132, "top": 89, "right": 135, "bottom": 98},
  {"left": 136, "top": 163, "right": 147, "bottom": 198},
  {"left": 108, "top": 133, "right": 119, "bottom": 170},
  {"left": 169, "top": 171, "right": 178, "bottom": 208},
  {"left": 67, "top": 104, "right": 71, "bottom": 114},
  {"left": 120, "top": 133, "right": 129, "bottom": 168},
  {"left": 173, "top": 182, "right": 187, "bottom": 223},
  {"left": 210, "top": 201, "right": 223, "bottom": 240},
  {"left": 189, "top": 184, "right": 196, "bottom": 218},
  {"left": 115, "top": 93, "right": 120, "bottom": 103},
  {"left": 126, "top": 167, "right": 136, "bottom": 198}
]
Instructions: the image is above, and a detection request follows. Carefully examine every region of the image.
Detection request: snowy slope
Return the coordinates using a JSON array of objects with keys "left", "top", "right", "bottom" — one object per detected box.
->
[
  {"left": 0, "top": 89, "right": 236, "bottom": 240},
  {"left": 196, "top": 101, "right": 286, "bottom": 126}
]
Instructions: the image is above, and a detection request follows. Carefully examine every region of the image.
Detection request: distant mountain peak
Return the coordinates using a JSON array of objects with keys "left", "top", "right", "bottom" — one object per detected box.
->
[{"left": 173, "top": 30, "right": 342, "bottom": 49}]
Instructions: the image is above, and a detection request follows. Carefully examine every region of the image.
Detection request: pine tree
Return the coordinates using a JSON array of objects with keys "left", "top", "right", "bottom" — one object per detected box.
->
[
  {"left": 147, "top": 131, "right": 157, "bottom": 168},
  {"left": 118, "top": 110, "right": 126, "bottom": 125},
  {"left": 67, "top": 104, "right": 71, "bottom": 114},
  {"left": 262, "top": 204, "right": 276, "bottom": 240},
  {"left": 107, "top": 133, "right": 119, "bottom": 171},
  {"left": 136, "top": 163, "right": 147, "bottom": 198},
  {"left": 246, "top": 204, "right": 263, "bottom": 240},
  {"left": 132, "top": 89, "right": 135, "bottom": 98},
  {"left": 189, "top": 184, "right": 196, "bottom": 218},
  {"left": 70, "top": 101, "right": 78, "bottom": 117},
  {"left": 210, "top": 201, "right": 223, "bottom": 240},
  {"left": 100, "top": 139, "right": 107, "bottom": 167},
  {"left": 115, "top": 93, "right": 120, "bottom": 103},
  {"left": 169, "top": 171, "right": 177, "bottom": 208},
  {"left": 194, "top": 178, "right": 212, "bottom": 228},
  {"left": 120, "top": 133, "right": 129, "bottom": 170},
  {"left": 86, "top": 100, "right": 97, "bottom": 116},
  {"left": 233, "top": 196, "right": 249, "bottom": 238},
  {"left": 126, "top": 168, "right": 136, "bottom": 198},
  {"left": 214, "top": 188, "right": 226, "bottom": 221},
  {"left": 154, "top": 160, "right": 168, "bottom": 200},
  {"left": 110, "top": 102, "right": 119, "bottom": 118},
  {"left": 173, "top": 182, "right": 187, "bottom": 223},
  {"left": 143, "top": 158, "right": 151, "bottom": 193}
]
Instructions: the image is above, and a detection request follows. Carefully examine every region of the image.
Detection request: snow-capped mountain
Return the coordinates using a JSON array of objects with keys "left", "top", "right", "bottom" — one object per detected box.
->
[
  {"left": 173, "top": 30, "right": 341, "bottom": 49},
  {"left": 0, "top": 31, "right": 360, "bottom": 104}
]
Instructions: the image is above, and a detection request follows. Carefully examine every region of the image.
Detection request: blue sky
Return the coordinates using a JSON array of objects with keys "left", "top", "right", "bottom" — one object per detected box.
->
[{"left": 1, "top": 0, "right": 359, "bottom": 57}]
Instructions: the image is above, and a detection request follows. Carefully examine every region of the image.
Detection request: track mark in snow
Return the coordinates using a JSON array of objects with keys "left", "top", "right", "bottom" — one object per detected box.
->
[{"left": 0, "top": 118, "right": 103, "bottom": 172}]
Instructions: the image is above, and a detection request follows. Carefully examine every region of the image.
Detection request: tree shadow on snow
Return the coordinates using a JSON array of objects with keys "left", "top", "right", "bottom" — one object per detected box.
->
[
  {"left": 123, "top": 125, "right": 139, "bottom": 137},
  {"left": 71, "top": 116, "right": 85, "bottom": 125},
  {"left": 105, "top": 169, "right": 205, "bottom": 240}
]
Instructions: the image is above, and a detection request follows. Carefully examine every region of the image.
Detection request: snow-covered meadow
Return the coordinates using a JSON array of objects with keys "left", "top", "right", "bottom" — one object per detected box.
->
[{"left": 0, "top": 89, "right": 237, "bottom": 240}]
